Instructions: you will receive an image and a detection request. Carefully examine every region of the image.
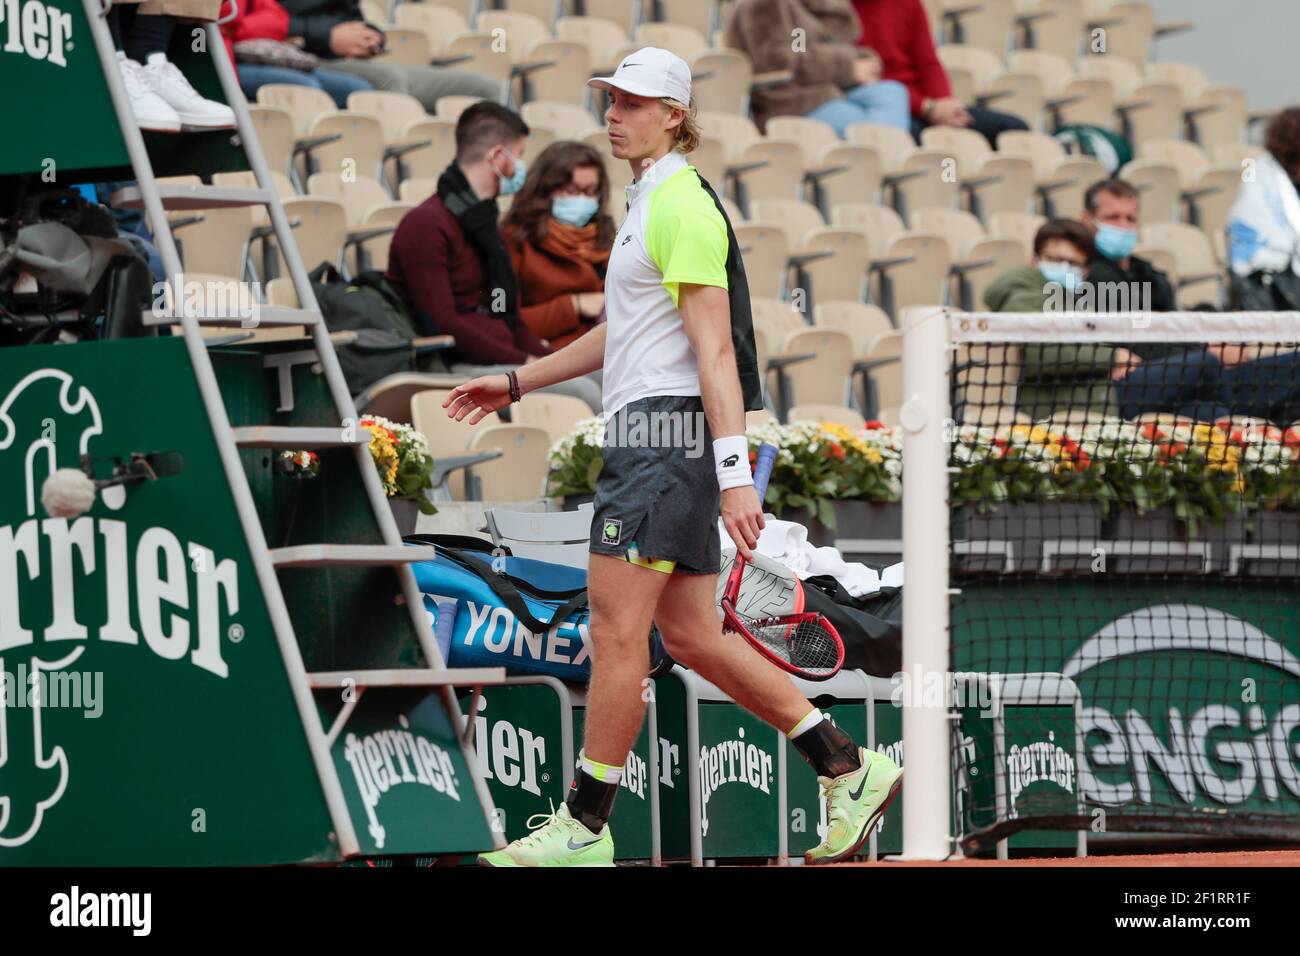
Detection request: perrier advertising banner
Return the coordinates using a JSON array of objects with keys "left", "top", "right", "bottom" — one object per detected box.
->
[{"left": 0, "top": 337, "right": 336, "bottom": 864}]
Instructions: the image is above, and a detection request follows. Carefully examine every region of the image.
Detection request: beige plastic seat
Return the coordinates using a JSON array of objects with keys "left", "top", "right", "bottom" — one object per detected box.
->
[
  {"left": 522, "top": 100, "right": 602, "bottom": 140},
  {"left": 797, "top": 229, "right": 870, "bottom": 310},
  {"left": 936, "top": 44, "right": 1003, "bottom": 106},
  {"left": 476, "top": 10, "right": 588, "bottom": 105},
  {"left": 962, "top": 236, "right": 1028, "bottom": 310},
  {"left": 555, "top": 15, "right": 630, "bottom": 73},
  {"left": 691, "top": 48, "right": 753, "bottom": 116},
  {"left": 845, "top": 122, "right": 945, "bottom": 217},
  {"left": 411, "top": 390, "right": 504, "bottom": 500},
  {"left": 988, "top": 211, "right": 1047, "bottom": 260},
  {"left": 658, "top": 0, "right": 720, "bottom": 40},
  {"left": 1140, "top": 222, "right": 1225, "bottom": 308},
  {"left": 164, "top": 273, "right": 309, "bottom": 342},
  {"left": 466, "top": 425, "right": 555, "bottom": 500},
  {"left": 276, "top": 195, "right": 348, "bottom": 275},
  {"left": 512, "top": 393, "right": 594, "bottom": 445},
  {"left": 776, "top": 329, "right": 855, "bottom": 409},
  {"left": 921, "top": 126, "right": 1036, "bottom": 220},
  {"left": 766, "top": 115, "right": 884, "bottom": 210},
  {"left": 395, "top": 2, "right": 471, "bottom": 47},
  {"left": 1211, "top": 143, "right": 1263, "bottom": 169},
  {"left": 1146, "top": 61, "right": 1250, "bottom": 148},
  {"left": 940, "top": 0, "right": 1015, "bottom": 58},
  {"left": 698, "top": 111, "right": 804, "bottom": 209},
  {"left": 689, "top": 135, "right": 727, "bottom": 189},
  {"left": 1187, "top": 165, "right": 1246, "bottom": 261},
  {"left": 788, "top": 403, "right": 865, "bottom": 429},
  {"left": 733, "top": 223, "right": 789, "bottom": 299},
  {"left": 634, "top": 21, "right": 709, "bottom": 61},
  {"left": 581, "top": 0, "right": 645, "bottom": 35},
  {"left": 1075, "top": 54, "right": 1182, "bottom": 147},
  {"left": 374, "top": 27, "right": 433, "bottom": 67},
  {"left": 435, "top": 95, "right": 485, "bottom": 121},
  {"left": 996, "top": 130, "right": 1094, "bottom": 217},
  {"left": 344, "top": 90, "right": 453, "bottom": 187},
  {"left": 247, "top": 105, "right": 296, "bottom": 181},
  {"left": 750, "top": 198, "right": 825, "bottom": 251},
  {"left": 1119, "top": 159, "right": 1180, "bottom": 224},
  {"left": 398, "top": 177, "right": 438, "bottom": 204},
  {"left": 265, "top": 277, "right": 298, "bottom": 307},
  {"left": 870, "top": 232, "right": 952, "bottom": 320},
  {"left": 1139, "top": 138, "right": 1210, "bottom": 191},
  {"left": 830, "top": 203, "right": 907, "bottom": 258},
  {"left": 1013, "top": 0, "right": 1085, "bottom": 61},
  {"left": 498, "top": 0, "right": 563, "bottom": 26},
  {"left": 813, "top": 301, "right": 894, "bottom": 355}
]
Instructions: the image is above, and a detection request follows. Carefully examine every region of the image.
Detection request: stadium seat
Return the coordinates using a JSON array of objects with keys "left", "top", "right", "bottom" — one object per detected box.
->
[
  {"left": 306, "top": 111, "right": 387, "bottom": 186},
  {"left": 580, "top": 0, "right": 646, "bottom": 35},
  {"left": 773, "top": 329, "right": 855, "bottom": 411},
  {"left": 394, "top": 2, "right": 471, "bottom": 51},
  {"left": 690, "top": 48, "right": 754, "bottom": 117},
  {"left": 306, "top": 173, "right": 410, "bottom": 273},
  {"left": 374, "top": 27, "right": 434, "bottom": 67},
  {"left": 1140, "top": 222, "right": 1225, "bottom": 308},
  {"left": 1076, "top": 55, "right": 1182, "bottom": 146},
  {"left": 634, "top": 21, "right": 709, "bottom": 62},
  {"left": 555, "top": 15, "right": 630, "bottom": 73},
  {"left": 936, "top": 44, "right": 1004, "bottom": 106},
  {"left": 476, "top": 10, "right": 588, "bottom": 105},
  {"left": 1119, "top": 159, "right": 1180, "bottom": 224},
  {"left": 409, "top": 389, "right": 513, "bottom": 500},
  {"left": 698, "top": 111, "right": 803, "bottom": 213},
  {"left": 733, "top": 223, "right": 789, "bottom": 299},
  {"left": 870, "top": 232, "right": 952, "bottom": 320},
  {"left": 276, "top": 195, "right": 349, "bottom": 276},
  {"left": 522, "top": 100, "right": 602, "bottom": 140},
  {"left": 911, "top": 207, "right": 1010, "bottom": 308},
  {"left": 265, "top": 277, "right": 298, "bottom": 307},
  {"left": 511, "top": 392, "right": 594, "bottom": 445},
  {"left": 435, "top": 95, "right": 485, "bottom": 121},
  {"left": 1012, "top": 0, "right": 1086, "bottom": 62},
  {"left": 247, "top": 105, "right": 296, "bottom": 182},
  {"left": 920, "top": 126, "right": 1036, "bottom": 220},
  {"left": 845, "top": 123, "right": 953, "bottom": 219},
  {"left": 988, "top": 211, "right": 1047, "bottom": 260},
  {"left": 485, "top": 503, "right": 595, "bottom": 569},
  {"left": 765, "top": 116, "right": 884, "bottom": 212},
  {"left": 468, "top": 425, "right": 555, "bottom": 500},
  {"left": 398, "top": 177, "right": 438, "bottom": 204},
  {"left": 940, "top": 0, "right": 1015, "bottom": 58},
  {"left": 657, "top": 0, "right": 722, "bottom": 40},
  {"left": 996, "top": 130, "right": 1100, "bottom": 217}
]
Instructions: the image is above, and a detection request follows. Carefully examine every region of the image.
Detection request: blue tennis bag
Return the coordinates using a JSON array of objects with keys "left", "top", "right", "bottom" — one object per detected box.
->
[{"left": 406, "top": 534, "right": 671, "bottom": 682}]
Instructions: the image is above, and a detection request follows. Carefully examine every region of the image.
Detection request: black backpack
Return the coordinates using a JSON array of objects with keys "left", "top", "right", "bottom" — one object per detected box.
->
[{"left": 308, "top": 263, "right": 436, "bottom": 396}]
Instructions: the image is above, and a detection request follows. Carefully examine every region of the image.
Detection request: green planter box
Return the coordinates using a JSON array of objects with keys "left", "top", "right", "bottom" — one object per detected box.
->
[{"left": 774, "top": 501, "right": 903, "bottom": 566}]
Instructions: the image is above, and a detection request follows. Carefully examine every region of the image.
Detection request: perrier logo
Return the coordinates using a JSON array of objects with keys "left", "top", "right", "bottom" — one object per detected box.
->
[
  {"left": 601, "top": 519, "right": 621, "bottom": 545},
  {"left": 0, "top": 369, "right": 239, "bottom": 849}
]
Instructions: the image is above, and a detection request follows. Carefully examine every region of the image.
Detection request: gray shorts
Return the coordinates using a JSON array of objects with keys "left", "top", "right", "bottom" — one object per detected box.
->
[{"left": 589, "top": 395, "right": 722, "bottom": 575}]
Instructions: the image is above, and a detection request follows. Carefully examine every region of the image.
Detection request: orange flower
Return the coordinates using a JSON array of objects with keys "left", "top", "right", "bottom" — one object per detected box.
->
[
  {"left": 865, "top": 419, "right": 885, "bottom": 430},
  {"left": 1139, "top": 423, "right": 1167, "bottom": 442},
  {"left": 825, "top": 442, "right": 846, "bottom": 460}
]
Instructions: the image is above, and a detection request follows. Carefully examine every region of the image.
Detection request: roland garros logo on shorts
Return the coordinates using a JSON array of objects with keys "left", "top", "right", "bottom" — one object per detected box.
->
[{"left": 601, "top": 518, "right": 622, "bottom": 545}]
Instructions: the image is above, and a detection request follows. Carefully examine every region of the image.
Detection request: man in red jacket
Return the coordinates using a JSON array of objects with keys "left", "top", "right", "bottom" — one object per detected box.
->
[
  {"left": 851, "top": 0, "right": 1028, "bottom": 147},
  {"left": 386, "top": 103, "right": 603, "bottom": 410}
]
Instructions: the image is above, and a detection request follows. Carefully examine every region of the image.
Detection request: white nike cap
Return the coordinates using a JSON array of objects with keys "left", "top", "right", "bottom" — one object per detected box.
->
[{"left": 588, "top": 46, "right": 693, "bottom": 104}]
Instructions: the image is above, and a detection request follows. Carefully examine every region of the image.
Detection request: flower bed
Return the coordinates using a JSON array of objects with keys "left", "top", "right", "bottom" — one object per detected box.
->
[{"left": 545, "top": 415, "right": 1300, "bottom": 532}]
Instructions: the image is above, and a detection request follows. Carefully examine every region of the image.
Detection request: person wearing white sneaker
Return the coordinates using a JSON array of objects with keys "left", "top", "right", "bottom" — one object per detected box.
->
[{"left": 108, "top": 1, "right": 235, "bottom": 131}]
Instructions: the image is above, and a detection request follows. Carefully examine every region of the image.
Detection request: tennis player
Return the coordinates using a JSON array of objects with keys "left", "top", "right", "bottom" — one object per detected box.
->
[{"left": 444, "top": 47, "right": 902, "bottom": 866}]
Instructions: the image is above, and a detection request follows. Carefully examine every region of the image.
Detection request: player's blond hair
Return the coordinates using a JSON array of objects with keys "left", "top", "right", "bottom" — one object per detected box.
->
[{"left": 661, "top": 97, "right": 701, "bottom": 154}]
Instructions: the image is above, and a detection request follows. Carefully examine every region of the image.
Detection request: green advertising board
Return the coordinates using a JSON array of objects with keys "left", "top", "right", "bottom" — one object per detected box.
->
[
  {"left": 870, "top": 694, "right": 904, "bottom": 857},
  {"left": 655, "top": 670, "right": 782, "bottom": 863},
  {"left": 573, "top": 697, "right": 657, "bottom": 861},
  {"left": 0, "top": 338, "right": 336, "bottom": 864},
  {"left": 785, "top": 703, "right": 868, "bottom": 860},
  {"left": 325, "top": 687, "right": 494, "bottom": 857},
  {"left": 952, "top": 579, "right": 1300, "bottom": 840},
  {"left": 457, "top": 680, "right": 571, "bottom": 846}
]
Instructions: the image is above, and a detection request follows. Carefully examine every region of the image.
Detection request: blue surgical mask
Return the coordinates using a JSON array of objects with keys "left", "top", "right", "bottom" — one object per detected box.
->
[
  {"left": 1094, "top": 223, "right": 1137, "bottom": 261},
  {"left": 551, "top": 194, "right": 600, "bottom": 227},
  {"left": 1040, "top": 260, "right": 1083, "bottom": 292},
  {"left": 496, "top": 149, "right": 526, "bottom": 196}
]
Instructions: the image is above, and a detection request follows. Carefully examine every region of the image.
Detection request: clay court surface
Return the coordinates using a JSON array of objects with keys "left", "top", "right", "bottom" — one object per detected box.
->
[{"left": 839, "top": 849, "right": 1300, "bottom": 867}]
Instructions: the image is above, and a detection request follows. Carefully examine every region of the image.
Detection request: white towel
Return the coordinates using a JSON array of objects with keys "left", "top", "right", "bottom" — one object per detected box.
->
[{"left": 719, "top": 516, "right": 903, "bottom": 598}]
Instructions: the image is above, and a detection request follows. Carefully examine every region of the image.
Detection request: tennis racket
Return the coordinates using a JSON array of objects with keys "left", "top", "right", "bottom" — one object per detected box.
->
[{"left": 720, "top": 442, "right": 846, "bottom": 681}]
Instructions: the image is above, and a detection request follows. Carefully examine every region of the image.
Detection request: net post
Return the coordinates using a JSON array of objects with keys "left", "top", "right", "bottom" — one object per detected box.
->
[{"left": 899, "top": 306, "right": 953, "bottom": 860}]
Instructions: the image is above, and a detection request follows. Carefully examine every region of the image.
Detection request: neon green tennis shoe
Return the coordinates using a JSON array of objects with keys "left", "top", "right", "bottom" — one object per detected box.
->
[
  {"left": 805, "top": 747, "right": 903, "bottom": 865},
  {"left": 478, "top": 801, "right": 615, "bottom": 867}
]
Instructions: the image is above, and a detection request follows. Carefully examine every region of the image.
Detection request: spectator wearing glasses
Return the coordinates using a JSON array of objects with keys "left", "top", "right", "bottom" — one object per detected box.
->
[{"left": 501, "top": 141, "right": 616, "bottom": 351}]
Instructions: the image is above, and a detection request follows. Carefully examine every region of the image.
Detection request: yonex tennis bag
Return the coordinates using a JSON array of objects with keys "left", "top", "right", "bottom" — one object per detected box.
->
[{"left": 406, "top": 534, "right": 672, "bottom": 681}]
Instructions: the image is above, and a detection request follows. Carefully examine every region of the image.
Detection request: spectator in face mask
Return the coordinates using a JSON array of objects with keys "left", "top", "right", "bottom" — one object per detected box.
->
[
  {"left": 501, "top": 141, "right": 616, "bottom": 350},
  {"left": 1081, "top": 178, "right": 1176, "bottom": 312},
  {"left": 985, "top": 219, "right": 1138, "bottom": 419}
]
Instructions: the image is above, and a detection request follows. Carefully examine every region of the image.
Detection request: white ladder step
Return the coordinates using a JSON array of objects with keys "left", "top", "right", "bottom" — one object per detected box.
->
[
  {"left": 233, "top": 427, "right": 370, "bottom": 449},
  {"left": 308, "top": 667, "right": 506, "bottom": 689},
  {"left": 110, "top": 183, "right": 275, "bottom": 210},
  {"left": 142, "top": 306, "right": 321, "bottom": 328},
  {"left": 270, "top": 545, "right": 436, "bottom": 568}
]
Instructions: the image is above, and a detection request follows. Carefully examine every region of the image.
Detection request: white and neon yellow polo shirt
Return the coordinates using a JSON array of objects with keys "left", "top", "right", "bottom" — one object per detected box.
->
[{"left": 601, "top": 149, "right": 730, "bottom": 417}]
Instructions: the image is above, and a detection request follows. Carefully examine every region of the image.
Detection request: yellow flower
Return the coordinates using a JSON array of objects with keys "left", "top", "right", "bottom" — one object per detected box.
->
[
  {"left": 865, "top": 448, "right": 883, "bottom": 464},
  {"left": 1029, "top": 425, "right": 1050, "bottom": 444}
]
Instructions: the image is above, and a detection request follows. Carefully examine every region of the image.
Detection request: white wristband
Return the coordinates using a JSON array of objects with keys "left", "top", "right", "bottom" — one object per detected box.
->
[{"left": 714, "top": 435, "right": 752, "bottom": 491}]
